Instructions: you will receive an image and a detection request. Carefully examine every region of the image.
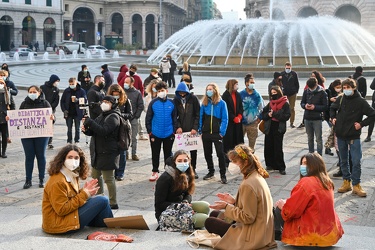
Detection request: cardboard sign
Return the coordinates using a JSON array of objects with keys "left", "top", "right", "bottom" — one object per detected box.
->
[
  {"left": 7, "top": 108, "right": 53, "bottom": 139},
  {"left": 174, "top": 132, "right": 202, "bottom": 151},
  {"left": 104, "top": 215, "right": 149, "bottom": 230}
]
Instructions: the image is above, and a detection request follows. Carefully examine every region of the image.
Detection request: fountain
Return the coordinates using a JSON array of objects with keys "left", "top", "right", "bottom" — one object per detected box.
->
[
  {"left": 113, "top": 50, "right": 120, "bottom": 58},
  {"left": 27, "top": 52, "right": 35, "bottom": 61},
  {"left": 0, "top": 52, "right": 6, "bottom": 62},
  {"left": 42, "top": 52, "right": 49, "bottom": 60},
  {"left": 85, "top": 50, "right": 92, "bottom": 59},
  {"left": 147, "top": 16, "right": 375, "bottom": 66},
  {"left": 58, "top": 49, "right": 66, "bottom": 60},
  {"left": 13, "top": 52, "right": 20, "bottom": 61},
  {"left": 99, "top": 50, "right": 106, "bottom": 59},
  {"left": 72, "top": 50, "right": 78, "bottom": 59}
]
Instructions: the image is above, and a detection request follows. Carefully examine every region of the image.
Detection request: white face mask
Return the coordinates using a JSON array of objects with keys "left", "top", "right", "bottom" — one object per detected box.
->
[
  {"left": 157, "top": 91, "right": 167, "bottom": 99},
  {"left": 53, "top": 81, "right": 59, "bottom": 87},
  {"left": 64, "top": 159, "right": 80, "bottom": 171},
  {"left": 100, "top": 102, "right": 111, "bottom": 112},
  {"left": 228, "top": 162, "right": 241, "bottom": 175}
]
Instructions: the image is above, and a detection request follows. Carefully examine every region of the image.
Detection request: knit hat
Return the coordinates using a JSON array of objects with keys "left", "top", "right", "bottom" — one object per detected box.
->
[
  {"left": 49, "top": 74, "right": 60, "bottom": 84},
  {"left": 81, "top": 64, "right": 87, "bottom": 70},
  {"left": 103, "top": 96, "right": 117, "bottom": 107},
  {"left": 151, "top": 68, "right": 159, "bottom": 73},
  {"left": 101, "top": 64, "right": 108, "bottom": 70},
  {"left": 273, "top": 72, "right": 282, "bottom": 79}
]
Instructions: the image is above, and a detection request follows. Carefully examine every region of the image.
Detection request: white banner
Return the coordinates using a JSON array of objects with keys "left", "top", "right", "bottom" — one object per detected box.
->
[
  {"left": 174, "top": 132, "right": 202, "bottom": 151},
  {"left": 7, "top": 108, "right": 53, "bottom": 139}
]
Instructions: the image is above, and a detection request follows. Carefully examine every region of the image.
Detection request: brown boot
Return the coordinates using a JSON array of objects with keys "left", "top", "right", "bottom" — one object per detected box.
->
[
  {"left": 338, "top": 180, "right": 352, "bottom": 193},
  {"left": 352, "top": 184, "right": 367, "bottom": 197}
]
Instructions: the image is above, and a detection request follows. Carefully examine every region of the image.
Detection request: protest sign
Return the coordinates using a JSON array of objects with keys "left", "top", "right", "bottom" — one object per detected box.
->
[
  {"left": 7, "top": 108, "right": 53, "bottom": 139},
  {"left": 174, "top": 132, "right": 202, "bottom": 151}
]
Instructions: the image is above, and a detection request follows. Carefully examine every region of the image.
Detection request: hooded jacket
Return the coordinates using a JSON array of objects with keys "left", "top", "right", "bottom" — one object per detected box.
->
[
  {"left": 199, "top": 98, "right": 228, "bottom": 136},
  {"left": 154, "top": 165, "right": 192, "bottom": 220},
  {"left": 119, "top": 71, "right": 144, "bottom": 96},
  {"left": 300, "top": 85, "right": 328, "bottom": 120},
  {"left": 101, "top": 67, "right": 114, "bottom": 93},
  {"left": 330, "top": 90, "right": 375, "bottom": 140},
  {"left": 117, "top": 64, "right": 129, "bottom": 83},
  {"left": 40, "top": 74, "right": 60, "bottom": 112},
  {"left": 173, "top": 82, "right": 200, "bottom": 132}
]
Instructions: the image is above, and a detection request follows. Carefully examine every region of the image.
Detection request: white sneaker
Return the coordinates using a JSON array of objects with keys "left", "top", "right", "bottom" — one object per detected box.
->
[{"left": 149, "top": 172, "right": 159, "bottom": 181}]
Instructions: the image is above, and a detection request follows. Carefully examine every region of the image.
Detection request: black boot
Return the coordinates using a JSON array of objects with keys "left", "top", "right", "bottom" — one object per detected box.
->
[
  {"left": 23, "top": 180, "right": 32, "bottom": 189},
  {"left": 333, "top": 169, "right": 343, "bottom": 177},
  {"left": 39, "top": 179, "right": 44, "bottom": 188},
  {"left": 325, "top": 148, "right": 334, "bottom": 156}
]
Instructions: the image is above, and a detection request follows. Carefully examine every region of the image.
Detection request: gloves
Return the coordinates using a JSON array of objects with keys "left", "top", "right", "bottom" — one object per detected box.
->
[{"left": 233, "top": 114, "right": 242, "bottom": 124}]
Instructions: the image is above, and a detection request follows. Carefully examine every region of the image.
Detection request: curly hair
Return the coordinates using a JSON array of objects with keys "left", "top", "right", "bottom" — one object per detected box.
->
[
  {"left": 107, "top": 83, "right": 127, "bottom": 105},
  {"left": 228, "top": 144, "right": 269, "bottom": 179},
  {"left": 48, "top": 144, "right": 90, "bottom": 179},
  {"left": 170, "top": 150, "right": 195, "bottom": 195},
  {"left": 300, "top": 153, "right": 334, "bottom": 190}
]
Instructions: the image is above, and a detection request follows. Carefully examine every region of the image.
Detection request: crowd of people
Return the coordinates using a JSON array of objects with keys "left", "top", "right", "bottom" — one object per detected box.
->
[{"left": 3, "top": 59, "right": 375, "bottom": 248}]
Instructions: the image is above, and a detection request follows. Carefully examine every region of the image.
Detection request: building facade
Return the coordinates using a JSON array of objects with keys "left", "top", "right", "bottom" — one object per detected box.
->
[
  {"left": 0, "top": 0, "right": 63, "bottom": 51},
  {"left": 201, "top": 0, "right": 213, "bottom": 20},
  {"left": 244, "top": 0, "right": 375, "bottom": 35}
]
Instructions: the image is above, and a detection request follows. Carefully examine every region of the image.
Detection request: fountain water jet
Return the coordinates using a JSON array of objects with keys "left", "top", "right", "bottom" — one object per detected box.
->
[
  {"left": 0, "top": 52, "right": 6, "bottom": 62},
  {"left": 13, "top": 52, "right": 20, "bottom": 61},
  {"left": 148, "top": 16, "right": 375, "bottom": 66},
  {"left": 99, "top": 50, "right": 106, "bottom": 59},
  {"left": 27, "top": 52, "right": 35, "bottom": 61},
  {"left": 72, "top": 50, "right": 78, "bottom": 59},
  {"left": 113, "top": 51, "right": 120, "bottom": 58},
  {"left": 85, "top": 50, "right": 92, "bottom": 59},
  {"left": 58, "top": 49, "right": 66, "bottom": 60},
  {"left": 42, "top": 52, "right": 49, "bottom": 60}
]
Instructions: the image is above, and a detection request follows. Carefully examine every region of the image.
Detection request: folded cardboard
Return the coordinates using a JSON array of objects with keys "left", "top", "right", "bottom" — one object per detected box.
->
[{"left": 104, "top": 215, "right": 149, "bottom": 230}]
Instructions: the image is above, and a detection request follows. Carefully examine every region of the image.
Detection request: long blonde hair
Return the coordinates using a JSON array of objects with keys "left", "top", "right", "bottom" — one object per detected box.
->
[
  {"left": 202, "top": 83, "right": 221, "bottom": 106},
  {"left": 182, "top": 62, "right": 189, "bottom": 72},
  {"left": 146, "top": 79, "right": 159, "bottom": 97}
]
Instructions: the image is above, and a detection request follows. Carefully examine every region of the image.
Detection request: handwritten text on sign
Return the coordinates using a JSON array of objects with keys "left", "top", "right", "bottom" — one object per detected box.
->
[
  {"left": 8, "top": 108, "right": 53, "bottom": 139},
  {"left": 174, "top": 132, "right": 202, "bottom": 151}
]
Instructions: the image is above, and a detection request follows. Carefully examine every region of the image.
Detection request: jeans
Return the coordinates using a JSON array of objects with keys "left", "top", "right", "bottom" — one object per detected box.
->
[
  {"left": 78, "top": 195, "right": 113, "bottom": 229},
  {"left": 91, "top": 168, "right": 117, "bottom": 205},
  {"left": 150, "top": 134, "right": 174, "bottom": 172},
  {"left": 21, "top": 137, "right": 49, "bottom": 181},
  {"left": 337, "top": 138, "right": 362, "bottom": 185},
  {"left": 66, "top": 116, "right": 81, "bottom": 143},
  {"left": 304, "top": 119, "right": 323, "bottom": 155},
  {"left": 115, "top": 150, "right": 126, "bottom": 178},
  {"left": 202, "top": 133, "right": 226, "bottom": 176},
  {"left": 130, "top": 119, "right": 139, "bottom": 155}
]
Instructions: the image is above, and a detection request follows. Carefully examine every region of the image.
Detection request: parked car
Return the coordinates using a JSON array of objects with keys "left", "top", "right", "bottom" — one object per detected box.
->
[
  {"left": 87, "top": 45, "right": 110, "bottom": 54},
  {"left": 9, "top": 48, "right": 37, "bottom": 57}
]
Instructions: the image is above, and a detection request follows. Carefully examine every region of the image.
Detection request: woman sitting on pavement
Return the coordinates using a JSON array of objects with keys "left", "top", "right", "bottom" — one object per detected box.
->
[
  {"left": 42, "top": 144, "right": 113, "bottom": 234},
  {"left": 274, "top": 152, "right": 344, "bottom": 246},
  {"left": 154, "top": 150, "right": 209, "bottom": 228},
  {"left": 205, "top": 144, "right": 276, "bottom": 250}
]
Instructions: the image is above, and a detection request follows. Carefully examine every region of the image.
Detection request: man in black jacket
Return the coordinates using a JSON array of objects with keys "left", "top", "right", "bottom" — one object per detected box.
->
[
  {"left": 352, "top": 66, "right": 367, "bottom": 98},
  {"left": 40, "top": 74, "right": 60, "bottom": 149},
  {"left": 300, "top": 77, "right": 327, "bottom": 156},
  {"left": 330, "top": 78, "right": 375, "bottom": 197},
  {"left": 87, "top": 75, "right": 105, "bottom": 119},
  {"left": 281, "top": 62, "right": 299, "bottom": 128}
]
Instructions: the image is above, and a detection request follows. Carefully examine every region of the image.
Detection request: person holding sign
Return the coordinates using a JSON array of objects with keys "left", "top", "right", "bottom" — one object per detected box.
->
[
  {"left": 20, "top": 85, "right": 54, "bottom": 189},
  {"left": 0, "top": 76, "right": 15, "bottom": 158},
  {"left": 42, "top": 144, "right": 113, "bottom": 234},
  {"left": 199, "top": 83, "right": 228, "bottom": 184},
  {"left": 173, "top": 82, "right": 200, "bottom": 178}
]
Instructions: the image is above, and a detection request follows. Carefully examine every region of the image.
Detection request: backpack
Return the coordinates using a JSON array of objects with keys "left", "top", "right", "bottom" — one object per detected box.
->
[
  {"left": 158, "top": 203, "right": 194, "bottom": 232},
  {"left": 115, "top": 112, "right": 132, "bottom": 150}
]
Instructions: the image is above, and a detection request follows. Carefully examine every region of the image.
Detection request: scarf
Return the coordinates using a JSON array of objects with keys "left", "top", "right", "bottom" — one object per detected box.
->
[{"left": 269, "top": 96, "right": 288, "bottom": 122}]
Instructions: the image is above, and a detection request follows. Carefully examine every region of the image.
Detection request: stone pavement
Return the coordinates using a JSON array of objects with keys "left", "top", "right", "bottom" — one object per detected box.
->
[{"left": 1, "top": 68, "right": 375, "bottom": 249}]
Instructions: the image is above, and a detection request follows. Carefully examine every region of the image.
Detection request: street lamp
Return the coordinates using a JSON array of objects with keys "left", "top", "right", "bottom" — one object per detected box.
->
[{"left": 158, "top": 0, "right": 163, "bottom": 46}]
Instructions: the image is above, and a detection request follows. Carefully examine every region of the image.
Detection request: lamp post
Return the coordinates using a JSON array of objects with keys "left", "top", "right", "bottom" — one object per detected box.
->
[{"left": 158, "top": 0, "right": 163, "bottom": 46}]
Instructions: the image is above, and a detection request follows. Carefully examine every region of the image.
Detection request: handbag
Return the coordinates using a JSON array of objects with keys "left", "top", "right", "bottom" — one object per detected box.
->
[
  {"left": 186, "top": 229, "right": 221, "bottom": 249},
  {"left": 158, "top": 203, "right": 194, "bottom": 232},
  {"left": 258, "top": 120, "right": 265, "bottom": 133}
]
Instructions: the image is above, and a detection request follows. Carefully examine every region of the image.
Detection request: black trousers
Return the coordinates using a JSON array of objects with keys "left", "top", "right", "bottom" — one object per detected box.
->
[
  {"left": 150, "top": 134, "right": 174, "bottom": 172},
  {"left": 264, "top": 121, "right": 286, "bottom": 171},
  {"left": 202, "top": 133, "right": 226, "bottom": 176},
  {"left": 0, "top": 123, "right": 7, "bottom": 153},
  {"left": 169, "top": 72, "right": 176, "bottom": 88},
  {"left": 162, "top": 73, "right": 171, "bottom": 87},
  {"left": 273, "top": 207, "right": 284, "bottom": 240},
  {"left": 190, "top": 150, "right": 197, "bottom": 169}
]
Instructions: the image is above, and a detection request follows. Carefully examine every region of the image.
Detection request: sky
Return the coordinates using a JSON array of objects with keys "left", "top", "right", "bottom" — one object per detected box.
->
[{"left": 214, "top": 0, "right": 247, "bottom": 20}]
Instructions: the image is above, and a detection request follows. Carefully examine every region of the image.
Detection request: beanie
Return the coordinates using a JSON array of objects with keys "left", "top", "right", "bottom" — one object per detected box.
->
[
  {"left": 103, "top": 95, "right": 117, "bottom": 106},
  {"left": 101, "top": 64, "right": 108, "bottom": 70},
  {"left": 151, "top": 68, "right": 159, "bottom": 73},
  {"left": 49, "top": 74, "right": 60, "bottom": 84},
  {"left": 81, "top": 64, "right": 87, "bottom": 70},
  {"left": 273, "top": 72, "right": 282, "bottom": 79}
]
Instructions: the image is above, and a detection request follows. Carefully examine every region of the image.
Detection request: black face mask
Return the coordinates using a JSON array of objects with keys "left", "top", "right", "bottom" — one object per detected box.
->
[
  {"left": 271, "top": 94, "right": 279, "bottom": 100},
  {"left": 129, "top": 71, "right": 135, "bottom": 76}
]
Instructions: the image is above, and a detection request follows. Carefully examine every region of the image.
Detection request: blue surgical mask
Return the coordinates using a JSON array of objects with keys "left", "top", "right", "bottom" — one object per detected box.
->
[
  {"left": 2, "top": 76, "right": 6, "bottom": 81},
  {"left": 206, "top": 90, "right": 213, "bottom": 97},
  {"left": 124, "top": 84, "right": 130, "bottom": 90},
  {"left": 285, "top": 68, "right": 291, "bottom": 74},
  {"left": 300, "top": 165, "right": 308, "bottom": 176},
  {"left": 343, "top": 89, "right": 353, "bottom": 96},
  {"left": 176, "top": 163, "right": 190, "bottom": 172},
  {"left": 28, "top": 93, "right": 38, "bottom": 100},
  {"left": 69, "top": 85, "right": 76, "bottom": 89},
  {"left": 247, "top": 84, "right": 255, "bottom": 90},
  {"left": 152, "top": 87, "right": 157, "bottom": 93}
]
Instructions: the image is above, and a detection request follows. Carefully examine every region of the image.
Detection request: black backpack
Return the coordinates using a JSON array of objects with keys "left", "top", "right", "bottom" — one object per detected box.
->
[{"left": 115, "top": 112, "right": 132, "bottom": 150}]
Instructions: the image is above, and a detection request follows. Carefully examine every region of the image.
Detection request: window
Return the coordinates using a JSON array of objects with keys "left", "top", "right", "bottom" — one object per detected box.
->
[
  {"left": 2, "top": 0, "right": 10, "bottom": 3},
  {"left": 46, "top": 0, "right": 51, "bottom": 6},
  {"left": 100, "top": 8, "right": 103, "bottom": 15},
  {"left": 65, "top": 4, "right": 69, "bottom": 12},
  {"left": 25, "top": 0, "right": 31, "bottom": 4}
]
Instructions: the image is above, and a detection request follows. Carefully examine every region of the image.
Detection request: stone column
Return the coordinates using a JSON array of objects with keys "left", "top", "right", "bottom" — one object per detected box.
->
[
  {"left": 95, "top": 22, "right": 98, "bottom": 45},
  {"left": 122, "top": 22, "right": 127, "bottom": 44},
  {"left": 154, "top": 22, "right": 158, "bottom": 47},
  {"left": 69, "top": 21, "right": 73, "bottom": 37},
  {"left": 142, "top": 21, "right": 146, "bottom": 48},
  {"left": 129, "top": 21, "right": 132, "bottom": 44}
]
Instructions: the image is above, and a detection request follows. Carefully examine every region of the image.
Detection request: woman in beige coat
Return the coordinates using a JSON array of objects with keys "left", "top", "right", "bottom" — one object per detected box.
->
[{"left": 205, "top": 144, "right": 277, "bottom": 250}]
